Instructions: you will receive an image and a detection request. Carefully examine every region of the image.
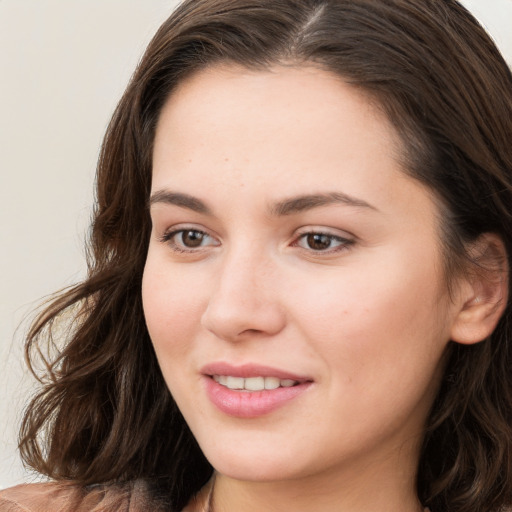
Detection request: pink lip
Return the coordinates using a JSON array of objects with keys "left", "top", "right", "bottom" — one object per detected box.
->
[{"left": 201, "top": 362, "right": 313, "bottom": 418}]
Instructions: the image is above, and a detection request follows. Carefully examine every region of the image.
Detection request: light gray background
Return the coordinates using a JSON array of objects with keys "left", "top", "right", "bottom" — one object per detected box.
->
[{"left": 1, "top": 0, "right": 511, "bottom": 489}]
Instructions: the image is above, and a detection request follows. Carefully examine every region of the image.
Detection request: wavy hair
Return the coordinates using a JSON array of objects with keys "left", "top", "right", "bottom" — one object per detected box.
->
[{"left": 19, "top": 1, "right": 512, "bottom": 510}]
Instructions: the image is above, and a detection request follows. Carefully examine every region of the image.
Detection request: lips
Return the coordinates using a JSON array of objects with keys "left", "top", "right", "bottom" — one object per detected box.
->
[{"left": 201, "top": 363, "right": 313, "bottom": 418}]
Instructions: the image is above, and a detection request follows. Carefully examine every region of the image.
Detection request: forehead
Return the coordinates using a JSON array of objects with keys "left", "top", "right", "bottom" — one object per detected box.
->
[
  {"left": 151, "top": 64, "right": 424, "bottom": 217},
  {"left": 154, "top": 64, "right": 398, "bottom": 154}
]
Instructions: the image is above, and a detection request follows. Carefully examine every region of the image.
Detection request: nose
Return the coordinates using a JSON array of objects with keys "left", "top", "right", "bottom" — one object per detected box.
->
[{"left": 200, "top": 249, "right": 286, "bottom": 342}]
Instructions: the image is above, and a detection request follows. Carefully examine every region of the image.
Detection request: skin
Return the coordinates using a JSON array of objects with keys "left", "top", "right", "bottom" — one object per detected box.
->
[{"left": 142, "top": 65, "right": 482, "bottom": 512}]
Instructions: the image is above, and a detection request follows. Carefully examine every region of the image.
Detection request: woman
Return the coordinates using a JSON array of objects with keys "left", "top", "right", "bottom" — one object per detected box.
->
[{"left": 1, "top": 0, "right": 511, "bottom": 511}]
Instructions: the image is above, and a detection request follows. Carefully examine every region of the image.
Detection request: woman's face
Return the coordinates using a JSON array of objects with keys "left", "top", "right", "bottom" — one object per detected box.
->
[{"left": 143, "top": 65, "right": 462, "bottom": 483}]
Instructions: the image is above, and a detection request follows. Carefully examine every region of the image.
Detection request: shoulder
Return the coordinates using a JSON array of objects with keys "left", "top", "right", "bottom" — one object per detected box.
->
[{"left": 0, "top": 480, "right": 155, "bottom": 512}]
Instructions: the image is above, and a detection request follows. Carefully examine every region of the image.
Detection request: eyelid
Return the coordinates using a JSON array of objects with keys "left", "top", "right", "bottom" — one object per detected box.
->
[
  {"left": 294, "top": 225, "right": 355, "bottom": 240},
  {"left": 292, "top": 227, "right": 356, "bottom": 254},
  {"left": 158, "top": 224, "right": 220, "bottom": 253}
]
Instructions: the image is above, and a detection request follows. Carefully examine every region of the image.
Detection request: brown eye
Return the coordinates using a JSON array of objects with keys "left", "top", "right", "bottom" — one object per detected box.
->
[
  {"left": 160, "top": 228, "right": 219, "bottom": 252},
  {"left": 295, "top": 232, "right": 352, "bottom": 253},
  {"left": 180, "top": 230, "right": 206, "bottom": 248},
  {"left": 306, "top": 233, "right": 333, "bottom": 251}
]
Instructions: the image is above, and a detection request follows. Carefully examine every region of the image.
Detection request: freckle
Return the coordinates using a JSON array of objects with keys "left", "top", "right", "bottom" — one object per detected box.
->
[{"left": 224, "top": 157, "right": 229, "bottom": 162}]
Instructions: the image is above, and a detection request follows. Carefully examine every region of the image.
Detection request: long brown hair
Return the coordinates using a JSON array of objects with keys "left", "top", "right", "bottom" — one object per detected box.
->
[{"left": 19, "top": 1, "right": 512, "bottom": 510}]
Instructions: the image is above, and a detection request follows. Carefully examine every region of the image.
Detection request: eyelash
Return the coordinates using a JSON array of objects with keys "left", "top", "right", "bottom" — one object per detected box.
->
[
  {"left": 159, "top": 228, "right": 354, "bottom": 255},
  {"left": 293, "top": 232, "right": 354, "bottom": 254},
  {"left": 159, "top": 228, "right": 218, "bottom": 253}
]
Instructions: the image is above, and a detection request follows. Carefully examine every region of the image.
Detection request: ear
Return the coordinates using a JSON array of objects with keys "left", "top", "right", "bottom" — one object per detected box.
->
[{"left": 450, "top": 233, "right": 509, "bottom": 345}]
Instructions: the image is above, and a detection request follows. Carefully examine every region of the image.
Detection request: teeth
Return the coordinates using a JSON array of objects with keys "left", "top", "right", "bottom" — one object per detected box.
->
[
  {"left": 264, "top": 376, "right": 280, "bottom": 390},
  {"left": 226, "top": 376, "right": 244, "bottom": 390},
  {"left": 245, "top": 376, "right": 265, "bottom": 391},
  {"left": 212, "top": 375, "right": 298, "bottom": 391}
]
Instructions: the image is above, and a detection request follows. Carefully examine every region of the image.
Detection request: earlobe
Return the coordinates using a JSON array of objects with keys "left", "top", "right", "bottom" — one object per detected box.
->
[{"left": 450, "top": 233, "right": 509, "bottom": 346}]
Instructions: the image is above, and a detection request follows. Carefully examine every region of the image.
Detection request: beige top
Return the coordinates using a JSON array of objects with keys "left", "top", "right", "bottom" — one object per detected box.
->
[
  {"left": 0, "top": 478, "right": 213, "bottom": 512},
  {"left": 1, "top": 479, "right": 431, "bottom": 511}
]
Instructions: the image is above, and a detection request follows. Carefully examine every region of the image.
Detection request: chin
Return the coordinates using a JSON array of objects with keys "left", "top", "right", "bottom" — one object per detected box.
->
[{"left": 198, "top": 438, "right": 308, "bottom": 482}]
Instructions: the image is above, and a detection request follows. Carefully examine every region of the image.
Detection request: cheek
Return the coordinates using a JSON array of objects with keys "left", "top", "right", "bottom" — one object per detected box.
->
[
  {"left": 290, "top": 273, "right": 448, "bottom": 444},
  {"left": 286, "top": 248, "right": 450, "bottom": 383},
  {"left": 142, "top": 255, "right": 206, "bottom": 360}
]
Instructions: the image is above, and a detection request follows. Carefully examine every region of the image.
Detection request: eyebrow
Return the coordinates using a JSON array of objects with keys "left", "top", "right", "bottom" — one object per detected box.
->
[
  {"left": 149, "top": 190, "right": 377, "bottom": 216},
  {"left": 149, "top": 191, "right": 212, "bottom": 215},
  {"left": 270, "top": 192, "right": 378, "bottom": 216}
]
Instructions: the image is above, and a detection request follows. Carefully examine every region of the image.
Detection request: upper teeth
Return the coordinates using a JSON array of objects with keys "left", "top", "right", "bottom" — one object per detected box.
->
[{"left": 213, "top": 375, "right": 297, "bottom": 391}]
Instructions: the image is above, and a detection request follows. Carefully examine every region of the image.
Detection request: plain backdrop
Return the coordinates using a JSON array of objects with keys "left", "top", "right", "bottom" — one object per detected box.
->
[{"left": 1, "top": 0, "right": 511, "bottom": 489}]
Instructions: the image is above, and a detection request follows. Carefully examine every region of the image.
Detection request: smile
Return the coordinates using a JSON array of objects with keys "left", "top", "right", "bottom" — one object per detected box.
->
[{"left": 212, "top": 375, "right": 298, "bottom": 391}]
